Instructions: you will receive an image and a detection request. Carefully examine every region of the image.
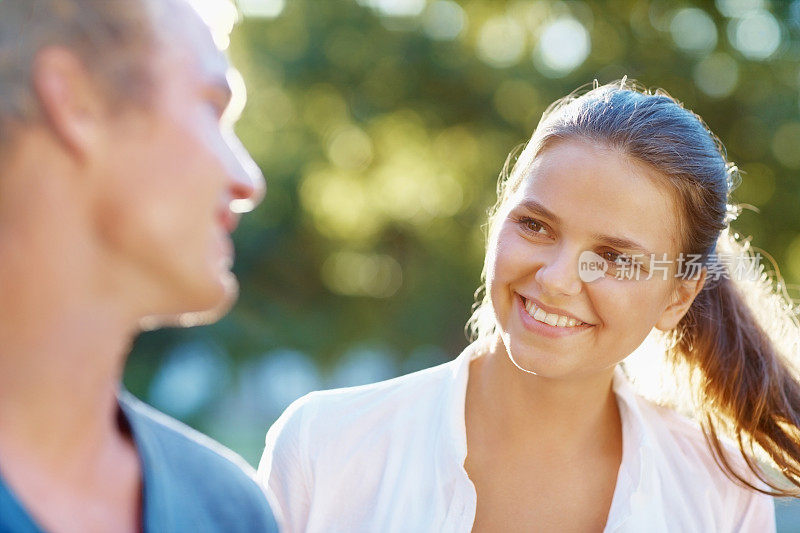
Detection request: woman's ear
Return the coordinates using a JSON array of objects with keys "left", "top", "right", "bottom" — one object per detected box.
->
[{"left": 655, "top": 268, "right": 707, "bottom": 331}]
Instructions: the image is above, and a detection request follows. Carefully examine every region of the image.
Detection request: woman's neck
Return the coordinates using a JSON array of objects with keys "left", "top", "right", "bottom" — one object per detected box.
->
[{"left": 465, "top": 339, "right": 622, "bottom": 457}]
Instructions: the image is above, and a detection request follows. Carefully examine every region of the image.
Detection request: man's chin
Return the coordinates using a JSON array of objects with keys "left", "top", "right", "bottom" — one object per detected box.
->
[{"left": 138, "top": 274, "right": 239, "bottom": 331}]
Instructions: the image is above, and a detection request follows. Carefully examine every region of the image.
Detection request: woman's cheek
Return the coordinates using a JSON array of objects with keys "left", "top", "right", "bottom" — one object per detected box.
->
[{"left": 585, "top": 279, "right": 637, "bottom": 326}]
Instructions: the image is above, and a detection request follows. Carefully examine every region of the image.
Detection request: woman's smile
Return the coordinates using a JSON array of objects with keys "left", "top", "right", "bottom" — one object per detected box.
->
[{"left": 515, "top": 293, "right": 595, "bottom": 339}]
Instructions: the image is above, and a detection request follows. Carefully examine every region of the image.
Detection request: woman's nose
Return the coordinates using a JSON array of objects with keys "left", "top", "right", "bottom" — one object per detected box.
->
[{"left": 534, "top": 245, "right": 583, "bottom": 297}]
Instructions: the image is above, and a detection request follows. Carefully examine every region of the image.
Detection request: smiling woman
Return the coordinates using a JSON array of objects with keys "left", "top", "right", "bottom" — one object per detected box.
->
[{"left": 258, "top": 80, "right": 800, "bottom": 532}]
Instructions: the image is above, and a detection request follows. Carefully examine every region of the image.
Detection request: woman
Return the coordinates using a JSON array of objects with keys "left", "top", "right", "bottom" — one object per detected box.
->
[{"left": 257, "top": 80, "right": 800, "bottom": 532}]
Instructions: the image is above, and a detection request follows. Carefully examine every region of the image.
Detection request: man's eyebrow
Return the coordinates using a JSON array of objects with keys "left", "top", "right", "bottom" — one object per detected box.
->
[{"left": 518, "top": 199, "right": 653, "bottom": 255}]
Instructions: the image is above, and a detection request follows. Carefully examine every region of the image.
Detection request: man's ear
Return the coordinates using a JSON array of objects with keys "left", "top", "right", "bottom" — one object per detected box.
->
[
  {"left": 655, "top": 268, "right": 707, "bottom": 331},
  {"left": 32, "top": 47, "right": 106, "bottom": 160}
]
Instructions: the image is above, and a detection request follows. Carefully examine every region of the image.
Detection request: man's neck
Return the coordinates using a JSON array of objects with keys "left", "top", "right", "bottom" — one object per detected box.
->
[
  {"left": 0, "top": 244, "right": 144, "bottom": 533},
  {"left": 0, "top": 296, "right": 136, "bottom": 472},
  {"left": 0, "top": 141, "right": 142, "bottom": 470}
]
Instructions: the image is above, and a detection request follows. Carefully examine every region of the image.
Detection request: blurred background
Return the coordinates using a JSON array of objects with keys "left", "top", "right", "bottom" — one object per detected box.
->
[{"left": 122, "top": 0, "right": 800, "bottom": 527}]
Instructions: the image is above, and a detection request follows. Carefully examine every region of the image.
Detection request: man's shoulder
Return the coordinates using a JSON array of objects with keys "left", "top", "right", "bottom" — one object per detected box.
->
[
  {"left": 120, "top": 391, "right": 252, "bottom": 475},
  {"left": 119, "top": 391, "right": 279, "bottom": 531}
]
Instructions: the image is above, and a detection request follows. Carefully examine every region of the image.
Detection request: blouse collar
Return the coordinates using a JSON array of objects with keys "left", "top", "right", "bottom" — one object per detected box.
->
[{"left": 442, "top": 343, "right": 666, "bottom": 530}]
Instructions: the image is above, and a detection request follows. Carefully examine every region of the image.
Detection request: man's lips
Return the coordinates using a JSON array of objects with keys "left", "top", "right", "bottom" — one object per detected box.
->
[{"left": 217, "top": 209, "right": 240, "bottom": 234}]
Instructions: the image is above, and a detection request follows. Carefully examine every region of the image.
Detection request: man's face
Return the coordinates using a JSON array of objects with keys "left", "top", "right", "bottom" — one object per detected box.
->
[{"left": 93, "top": 1, "right": 265, "bottom": 322}]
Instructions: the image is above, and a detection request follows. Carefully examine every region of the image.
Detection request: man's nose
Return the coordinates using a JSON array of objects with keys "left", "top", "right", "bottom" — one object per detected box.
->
[
  {"left": 223, "top": 127, "right": 266, "bottom": 213},
  {"left": 534, "top": 244, "right": 583, "bottom": 296}
]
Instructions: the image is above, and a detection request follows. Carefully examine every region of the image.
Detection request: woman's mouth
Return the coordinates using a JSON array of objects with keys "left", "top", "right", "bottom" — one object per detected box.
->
[
  {"left": 519, "top": 294, "right": 594, "bottom": 330},
  {"left": 525, "top": 301, "right": 584, "bottom": 327}
]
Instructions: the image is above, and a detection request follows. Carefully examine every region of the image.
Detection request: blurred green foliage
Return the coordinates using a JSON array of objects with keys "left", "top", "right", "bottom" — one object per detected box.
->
[{"left": 123, "top": 0, "right": 800, "bottom": 486}]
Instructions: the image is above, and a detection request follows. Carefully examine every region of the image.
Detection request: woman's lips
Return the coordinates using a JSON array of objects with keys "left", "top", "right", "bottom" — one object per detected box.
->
[{"left": 516, "top": 293, "right": 594, "bottom": 338}]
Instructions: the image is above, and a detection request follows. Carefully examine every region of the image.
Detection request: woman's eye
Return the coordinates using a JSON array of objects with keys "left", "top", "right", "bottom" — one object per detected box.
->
[
  {"left": 518, "top": 217, "right": 549, "bottom": 236},
  {"left": 602, "top": 250, "right": 631, "bottom": 265}
]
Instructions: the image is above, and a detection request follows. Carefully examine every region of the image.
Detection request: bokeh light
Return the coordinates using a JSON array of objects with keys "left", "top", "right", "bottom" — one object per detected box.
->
[
  {"left": 715, "top": 0, "right": 764, "bottom": 18},
  {"left": 326, "top": 124, "right": 374, "bottom": 170},
  {"left": 533, "top": 16, "right": 591, "bottom": 78},
  {"left": 321, "top": 251, "right": 403, "bottom": 298},
  {"left": 148, "top": 341, "right": 231, "bottom": 419},
  {"left": 358, "top": 0, "right": 426, "bottom": 17},
  {"left": 728, "top": 9, "right": 782, "bottom": 60},
  {"left": 476, "top": 16, "right": 526, "bottom": 68},
  {"left": 422, "top": 0, "right": 466, "bottom": 41},
  {"left": 240, "top": 349, "right": 322, "bottom": 419},
  {"left": 670, "top": 8, "right": 717, "bottom": 55},
  {"left": 238, "top": 0, "right": 286, "bottom": 19},
  {"left": 693, "top": 52, "right": 739, "bottom": 98},
  {"left": 330, "top": 344, "right": 398, "bottom": 388},
  {"left": 772, "top": 123, "right": 800, "bottom": 169}
]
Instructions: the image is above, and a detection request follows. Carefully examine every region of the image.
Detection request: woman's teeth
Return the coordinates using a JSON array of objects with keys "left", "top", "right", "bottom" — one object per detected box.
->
[{"left": 524, "top": 298, "right": 586, "bottom": 327}]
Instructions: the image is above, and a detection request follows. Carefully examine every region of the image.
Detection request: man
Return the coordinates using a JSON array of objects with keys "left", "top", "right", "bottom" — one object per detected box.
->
[{"left": 0, "top": 0, "right": 278, "bottom": 531}]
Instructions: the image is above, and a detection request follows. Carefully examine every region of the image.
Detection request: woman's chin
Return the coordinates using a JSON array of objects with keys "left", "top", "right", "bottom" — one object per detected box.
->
[{"left": 499, "top": 336, "right": 573, "bottom": 379}]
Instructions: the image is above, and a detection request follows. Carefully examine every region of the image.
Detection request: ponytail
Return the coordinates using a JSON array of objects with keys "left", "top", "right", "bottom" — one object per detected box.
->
[{"left": 666, "top": 234, "right": 800, "bottom": 496}]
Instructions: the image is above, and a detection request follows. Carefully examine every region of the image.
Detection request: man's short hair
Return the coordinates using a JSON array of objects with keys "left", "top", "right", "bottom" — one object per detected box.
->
[{"left": 0, "top": 0, "right": 159, "bottom": 146}]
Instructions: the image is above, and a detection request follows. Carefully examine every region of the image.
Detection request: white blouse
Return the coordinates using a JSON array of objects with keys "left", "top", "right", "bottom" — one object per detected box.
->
[{"left": 257, "top": 344, "right": 775, "bottom": 532}]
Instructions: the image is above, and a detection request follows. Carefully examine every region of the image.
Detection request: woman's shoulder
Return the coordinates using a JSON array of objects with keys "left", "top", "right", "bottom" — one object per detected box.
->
[
  {"left": 635, "top": 396, "right": 745, "bottom": 478},
  {"left": 267, "top": 353, "right": 462, "bottom": 447},
  {"left": 616, "top": 371, "right": 761, "bottom": 484},
  {"left": 629, "top": 393, "right": 775, "bottom": 528},
  {"left": 259, "top": 351, "right": 473, "bottom": 530}
]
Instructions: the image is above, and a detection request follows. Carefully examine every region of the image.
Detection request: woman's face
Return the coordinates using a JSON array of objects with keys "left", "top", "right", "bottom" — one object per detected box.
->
[{"left": 487, "top": 139, "right": 697, "bottom": 381}]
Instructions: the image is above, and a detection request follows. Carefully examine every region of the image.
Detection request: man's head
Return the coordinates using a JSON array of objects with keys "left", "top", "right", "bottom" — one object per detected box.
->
[{"left": 0, "top": 0, "right": 265, "bottom": 326}]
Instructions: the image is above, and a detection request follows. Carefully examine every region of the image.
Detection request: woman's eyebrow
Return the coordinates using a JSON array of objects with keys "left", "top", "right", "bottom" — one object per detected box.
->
[
  {"left": 590, "top": 233, "right": 653, "bottom": 257},
  {"left": 519, "top": 199, "right": 653, "bottom": 256},
  {"left": 519, "top": 199, "right": 561, "bottom": 223}
]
